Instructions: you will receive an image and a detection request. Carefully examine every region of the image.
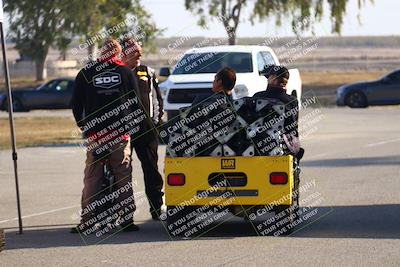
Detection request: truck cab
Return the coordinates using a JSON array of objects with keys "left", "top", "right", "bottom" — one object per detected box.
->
[{"left": 159, "top": 45, "right": 302, "bottom": 119}]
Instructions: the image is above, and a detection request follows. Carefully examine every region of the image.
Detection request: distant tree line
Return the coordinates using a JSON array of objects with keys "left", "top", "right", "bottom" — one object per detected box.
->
[
  {"left": 156, "top": 36, "right": 400, "bottom": 52},
  {"left": 185, "top": 0, "right": 373, "bottom": 45},
  {"left": 4, "top": 0, "right": 372, "bottom": 80},
  {"left": 4, "top": 0, "right": 161, "bottom": 80}
]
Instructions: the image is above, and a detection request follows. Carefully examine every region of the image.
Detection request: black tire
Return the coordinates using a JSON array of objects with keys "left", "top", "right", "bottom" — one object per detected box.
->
[
  {"left": 345, "top": 91, "right": 368, "bottom": 108},
  {"left": 271, "top": 165, "right": 300, "bottom": 236},
  {"left": 0, "top": 99, "right": 6, "bottom": 111},
  {"left": 2, "top": 97, "right": 26, "bottom": 112},
  {"left": 285, "top": 189, "right": 300, "bottom": 235},
  {"left": 274, "top": 194, "right": 299, "bottom": 236},
  {"left": 0, "top": 228, "right": 5, "bottom": 252},
  {"left": 165, "top": 206, "right": 191, "bottom": 238}
]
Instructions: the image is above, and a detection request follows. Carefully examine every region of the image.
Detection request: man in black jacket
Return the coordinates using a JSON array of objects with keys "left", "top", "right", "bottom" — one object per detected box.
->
[
  {"left": 121, "top": 37, "right": 164, "bottom": 220},
  {"left": 70, "top": 39, "right": 143, "bottom": 234},
  {"left": 253, "top": 65, "right": 303, "bottom": 159}
]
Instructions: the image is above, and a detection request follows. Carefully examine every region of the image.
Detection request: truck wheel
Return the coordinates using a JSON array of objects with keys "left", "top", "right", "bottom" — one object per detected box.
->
[
  {"left": 273, "top": 184, "right": 300, "bottom": 236},
  {"left": 280, "top": 162, "right": 301, "bottom": 235},
  {"left": 272, "top": 207, "right": 295, "bottom": 236},
  {"left": 0, "top": 229, "right": 5, "bottom": 252},
  {"left": 165, "top": 206, "right": 191, "bottom": 238}
]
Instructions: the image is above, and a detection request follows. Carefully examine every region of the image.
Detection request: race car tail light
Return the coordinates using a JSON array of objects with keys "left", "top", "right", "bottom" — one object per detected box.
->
[
  {"left": 270, "top": 172, "right": 288, "bottom": 185},
  {"left": 168, "top": 173, "right": 185, "bottom": 186}
]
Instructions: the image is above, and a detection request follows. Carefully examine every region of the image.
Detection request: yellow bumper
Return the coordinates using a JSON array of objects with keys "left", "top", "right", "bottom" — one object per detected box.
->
[{"left": 165, "top": 156, "right": 294, "bottom": 206}]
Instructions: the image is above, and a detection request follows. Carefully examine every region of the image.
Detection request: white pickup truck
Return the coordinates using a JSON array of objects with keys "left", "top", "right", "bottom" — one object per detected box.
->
[{"left": 159, "top": 45, "right": 302, "bottom": 119}]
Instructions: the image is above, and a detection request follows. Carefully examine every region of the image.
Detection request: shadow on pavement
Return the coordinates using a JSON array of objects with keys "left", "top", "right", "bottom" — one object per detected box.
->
[
  {"left": 205, "top": 204, "right": 400, "bottom": 239},
  {"left": 302, "top": 155, "right": 400, "bottom": 167},
  {"left": 292, "top": 204, "right": 400, "bottom": 239},
  {"left": 3, "top": 204, "right": 400, "bottom": 250},
  {"left": 4, "top": 220, "right": 172, "bottom": 250}
]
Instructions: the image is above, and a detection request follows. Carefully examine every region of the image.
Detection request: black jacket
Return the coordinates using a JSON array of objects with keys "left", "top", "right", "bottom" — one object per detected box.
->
[
  {"left": 192, "top": 91, "right": 233, "bottom": 106},
  {"left": 71, "top": 59, "right": 141, "bottom": 137},
  {"left": 133, "top": 65, "right": 163, "bottom": 124},
  {"left": 253, "top": 85, "right": 299, "bottom": 137}
]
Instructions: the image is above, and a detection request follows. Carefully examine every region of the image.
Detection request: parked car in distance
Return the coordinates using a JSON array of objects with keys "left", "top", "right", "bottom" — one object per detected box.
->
[
  {"left": 336, "top": 69, "right": 400, "bottom": 108},
  {"left": 0, "top": 78, "right": 75, "bottom": 112},
  {"left": 158, "top": 45, "right": 302, "bottom": 119}
]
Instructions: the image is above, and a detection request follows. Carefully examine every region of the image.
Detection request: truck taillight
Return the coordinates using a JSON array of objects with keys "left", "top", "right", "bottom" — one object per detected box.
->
[
  {"left": 270, "top": 172, "right": 288, "bottom": 184},
  {"left": 168, "top": 173, "right": 185, "bottom": 186}
]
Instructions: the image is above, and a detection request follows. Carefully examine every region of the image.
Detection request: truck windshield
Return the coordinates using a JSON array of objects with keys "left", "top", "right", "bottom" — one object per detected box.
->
[{"left": 173, "top": 52, "right": 253, "bottom": 74}]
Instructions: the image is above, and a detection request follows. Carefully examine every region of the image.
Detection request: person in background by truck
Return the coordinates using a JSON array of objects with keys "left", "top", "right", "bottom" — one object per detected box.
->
[
  {"left": 253, "top": 65, "right": 303, "bottom": 159},
  {"left": 192, "top": 67, "right": 236, "bottom": 106},
  {"left": 120, "top": 37, "right": 164, "bottom": 220}
]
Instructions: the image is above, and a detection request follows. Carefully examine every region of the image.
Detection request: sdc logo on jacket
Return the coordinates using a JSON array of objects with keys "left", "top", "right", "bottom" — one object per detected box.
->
[{"left": 93, "top": 72, "right": 121, "bottom": 89}]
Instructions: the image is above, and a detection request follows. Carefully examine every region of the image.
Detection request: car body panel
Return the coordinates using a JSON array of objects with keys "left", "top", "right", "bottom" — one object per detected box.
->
[{"left": 0, "top": 78, "right": 74, "bottom": 110}]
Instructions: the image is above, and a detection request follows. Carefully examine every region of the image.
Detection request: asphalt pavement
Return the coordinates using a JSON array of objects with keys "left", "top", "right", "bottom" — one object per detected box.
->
[{"left": 0, "top": 107, "right": 399, "bottom": 266}]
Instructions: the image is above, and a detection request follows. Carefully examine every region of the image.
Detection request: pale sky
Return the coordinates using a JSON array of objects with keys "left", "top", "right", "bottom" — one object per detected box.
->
[
  {"left": 143, "top": 0, "right": 398, "bottom": 37},
  {"left": 1, "top": 0, "right": 398, "bottom": 38}
]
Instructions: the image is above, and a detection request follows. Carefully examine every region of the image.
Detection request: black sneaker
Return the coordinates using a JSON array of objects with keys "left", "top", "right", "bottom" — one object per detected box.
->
[
  {"left": 151, "top": 211, "right": 161, "bottom": 221},
  {"left": 121, "top": 223, "right": 140, "bottom": 232},
  {"left": 70, "top": 225, "right": 80, "bottom": 234},
  {"left": 70, "top": 224, "right": 95, "bottom": 234}
]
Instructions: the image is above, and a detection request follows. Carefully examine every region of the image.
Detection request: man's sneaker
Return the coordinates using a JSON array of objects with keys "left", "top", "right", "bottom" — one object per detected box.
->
[
  {"left": 70, "top": 225, "right": 81, "bottom": 234},
  {"left": 151, "top": 210, "right": 161, "bottom": 221},
  {"left": 70, "top": 224, "right": 96, "bottom": 234},
  {"left": 121, "top": 223, "right": 140, "bottom": 232}
]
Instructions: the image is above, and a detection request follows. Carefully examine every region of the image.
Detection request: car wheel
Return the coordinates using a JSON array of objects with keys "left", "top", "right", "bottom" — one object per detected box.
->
[
  {"left": 345, "top": 91, "right": 368, "bottom": 108},
  {"left": 2, "top": 97, "right": 26, "bottom": 112},
  {"left": 0, "top": 100, "right": 7, "bottom": 111},
  {"left": 13, "top": 98, "right": 28, "bottom": 112},
  {"left": 0, "top": 229, "right": 5, "bottom": 252}
]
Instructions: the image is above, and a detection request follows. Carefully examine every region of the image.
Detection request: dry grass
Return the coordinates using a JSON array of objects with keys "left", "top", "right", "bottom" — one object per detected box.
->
[
  {"left": 302, "top": 71, "right": 385, "bottom": 88},
  {"left": 0, "top": 117, "right": 79, "bottom": 149}
]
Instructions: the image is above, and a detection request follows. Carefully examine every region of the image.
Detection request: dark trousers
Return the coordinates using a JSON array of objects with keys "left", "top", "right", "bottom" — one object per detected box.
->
[
  {"left": 132, "top": 134, "right": 164, "bottom": 212},
  {"left": 81, "top": 141, "right": 135, "bottom": 227}
]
